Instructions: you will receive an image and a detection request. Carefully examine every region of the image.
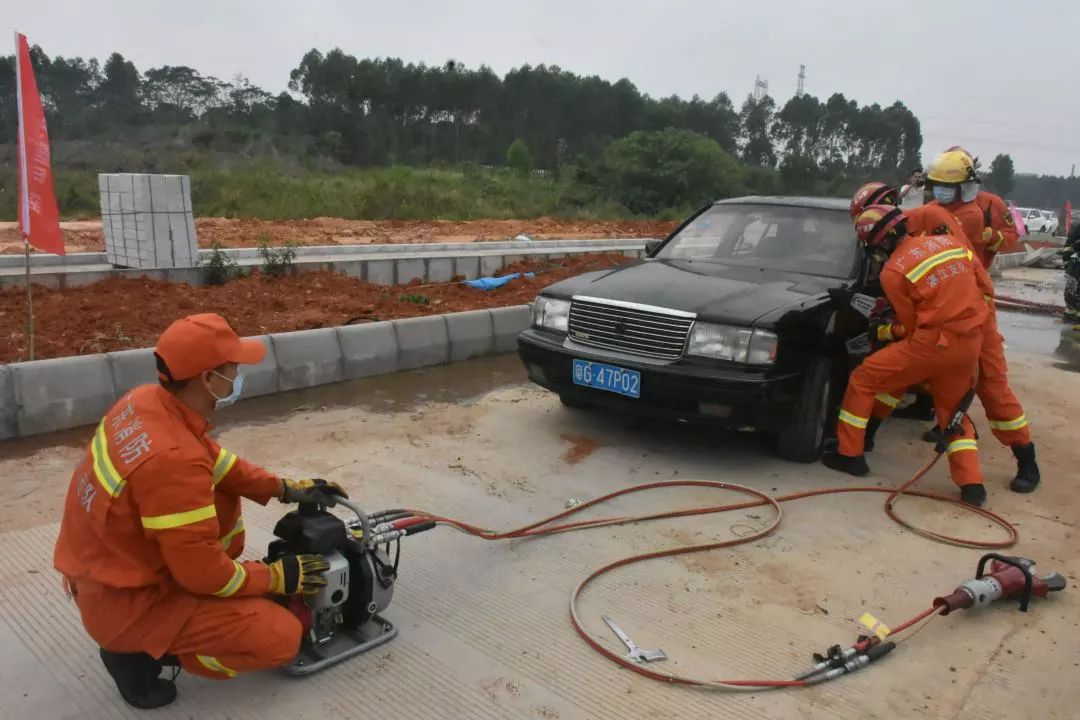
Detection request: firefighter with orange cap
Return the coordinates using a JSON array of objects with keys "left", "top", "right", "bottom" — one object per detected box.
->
[
  {"left": 848, "top": 181, "right": 1040, "bottom": 493},
  {"left": 823, "top": 205, "right": 989, "bottom": 506},
  {"left": 54, "top": 313, "right": 348, "bottom": 709}
]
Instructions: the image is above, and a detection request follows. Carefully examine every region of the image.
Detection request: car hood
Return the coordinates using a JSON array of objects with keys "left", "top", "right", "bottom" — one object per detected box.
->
[{"left": 543, "top": 259, "right": 842, "bottom": 326}]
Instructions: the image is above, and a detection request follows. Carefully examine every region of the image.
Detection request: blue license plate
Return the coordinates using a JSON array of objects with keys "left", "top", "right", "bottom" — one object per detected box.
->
[{"left": 572, "top": 359, "right": 641, "bottom": 398}]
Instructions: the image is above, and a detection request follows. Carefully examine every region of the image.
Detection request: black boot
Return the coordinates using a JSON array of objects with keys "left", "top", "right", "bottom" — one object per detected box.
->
[
  {"left": 960, "top": 484, "right": 987, "bottom": 507},
  {"left": 864, "top": 417, "right": 883, "bottom": 452},
  {"left": 99, "top": 649, "right": 177, "bottom": 710},
  {"left": 822, "top": 451, "right": 870, "bottom": 477},
  {"left": 1009, "top": 443, "right": 1041, "bottom": 493},
  {"left": 923, "top": 425, "right": 943, "bottom": 444}
]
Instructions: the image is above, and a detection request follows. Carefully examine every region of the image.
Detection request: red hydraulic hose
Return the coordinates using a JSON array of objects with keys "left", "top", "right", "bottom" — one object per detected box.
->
[{"left": 408, "top": 456, "right": 1018, "bottom": 691}]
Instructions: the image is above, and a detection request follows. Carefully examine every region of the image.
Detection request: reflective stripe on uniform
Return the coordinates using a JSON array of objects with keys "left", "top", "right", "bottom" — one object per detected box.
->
[
  {"left": 141, "top": 503, "right": 217, "bottom": 530},
  {"left": 196, "top": 655, "right": 237, "bottom": 678},
  {"left": 906, "top": 247, "right": 972, "bottom": 283},
  {"left": 989, "top": 415, "right": 1028, "bottom": 431},
  {"left": 90, "top": 421, "right": 125, "bottom": 497},
  {"left": 213, "top": 561, "right": 247, "bottom": 597},
  {"left": 838, "top": 410, "right": 869, "bottom": 429},
  {"left": 988, "top": 231, "right": 1005, "bottom": 252},
  {"left": 219, "top": 517, "right": 245, "bottom": 548},
  {"left": 947, "top": 438, "right": 978, "bottom": 455},
  {"left": 212, "top": 449, "right": 239, "bottom": 487},
  {"left": 874, "top": 393, "right": 901, "bottom": 408}
]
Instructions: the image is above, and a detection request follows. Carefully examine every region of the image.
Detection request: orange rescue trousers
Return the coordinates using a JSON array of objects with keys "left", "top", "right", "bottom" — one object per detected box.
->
[
  {"left": 838, "top": 330, "right": 984, "bottom": 488},
  {"left": 872, "top": 311, "right": 1030, "bottom": 447}
]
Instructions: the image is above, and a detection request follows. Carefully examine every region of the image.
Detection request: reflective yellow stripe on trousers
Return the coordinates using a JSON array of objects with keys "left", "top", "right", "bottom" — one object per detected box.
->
[
  {"left": 947, "top": 439, "right": 978, "bottom": 455},
  {"left": 989, "top": 415, "right": 1028, "bottom": 432},
  {"left": 838, "top": 410, "right": 868, "bottom": 429},
  {"left": 874, "top": 393, "right": 901, "bottom": 409},
  {"left": 196, "top": 655, "right": 237, "bottom": 678}
]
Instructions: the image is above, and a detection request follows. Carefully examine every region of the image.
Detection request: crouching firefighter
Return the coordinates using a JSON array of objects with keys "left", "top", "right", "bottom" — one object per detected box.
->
[
  {"left": 53, "top": 313, "right": 348, "bottom": 710},
  {"left": 823, "top": 205, "right": 991, "bottom": 507}
]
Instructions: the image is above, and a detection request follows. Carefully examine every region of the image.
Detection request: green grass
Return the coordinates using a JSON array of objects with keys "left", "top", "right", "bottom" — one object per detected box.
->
[{"left": 0, "top": 145, "right": 636, "bottom": 221}]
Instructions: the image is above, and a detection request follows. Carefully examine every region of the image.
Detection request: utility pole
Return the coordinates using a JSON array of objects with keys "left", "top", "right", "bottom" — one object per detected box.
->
[
  {"left": 753, "top": 76, "right": 769, "bottom": 101},
  {"left": 796, "top": 65, "right": 806, "bottom": 96}
]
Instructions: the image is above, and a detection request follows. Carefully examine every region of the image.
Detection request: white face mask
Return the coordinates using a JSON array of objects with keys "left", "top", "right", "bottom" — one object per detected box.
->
[
  {"left": 932, "top": 186, "right": 958, "bottom": 204},
  {"left": 208, "top": 370, "right": 244, "bottom": 409},
  {"left": 960, "top": 181, "right": 979, "bottom": 203}
]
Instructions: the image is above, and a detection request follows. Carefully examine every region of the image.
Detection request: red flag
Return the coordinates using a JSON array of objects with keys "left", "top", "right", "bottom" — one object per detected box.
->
[
  {"left": 15, "top": 32, "right": 64, "bottom": 256},
  {"left": 1066, "top": 201, "right": 1073, "bottom": 236}
]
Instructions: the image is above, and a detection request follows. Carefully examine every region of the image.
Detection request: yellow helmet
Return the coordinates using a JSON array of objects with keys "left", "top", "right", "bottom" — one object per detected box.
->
[{"left": 926, "top": 150, "right": 977, "bottom": 184}]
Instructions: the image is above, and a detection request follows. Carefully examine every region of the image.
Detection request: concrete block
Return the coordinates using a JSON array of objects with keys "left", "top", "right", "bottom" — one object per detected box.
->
[
  {"left": 393, "top": 316, "right": 450, "bottom": 370},
  {"left": 338, "top": 322, "right": 399, "bottom": 379},
  {"left": 396, "top": 259, "right": 426, "bottom": 284},
  {"left": 241, "top": 335, "right": 279, "bottom": 398},
  {"left": 480, "top": 255, "right": 504, "bottom": 277},
  {"left": 106, "top": 348, "right": 157, "bottom": 396},
  {"left": 446, "top": 310, "right": 494, "bottom": 362},
  {"left": 367, "top": 260, "right": 395, "bottom": 285},
  {"left": 272, "top": 328, "right": 343, "bottom": 392},
  {"left": 427, "top": 258, "right": 454, "bottom": 283},
  {"left": 0, "top": 365, "right": 16, "bottom": 440},
  {"left": 63, "top": 271, "right": 115, "bottom": 289},
  {"left": 491, "top": 305, "right": 532, "bottom": 353},
  {"left": 12, "top": 355, "right": 116, "bottom": 436},
  {"left": 454, "top": 256, "right": 481, "bottom": 280}
]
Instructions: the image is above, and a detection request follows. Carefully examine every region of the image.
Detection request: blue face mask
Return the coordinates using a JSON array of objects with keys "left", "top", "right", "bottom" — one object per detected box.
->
[
  {"left": 209, "top": 370, "right": 244, "bottom": 409},
  {"left": 932, "top": 186, "right": 958, "bottom": 204}
]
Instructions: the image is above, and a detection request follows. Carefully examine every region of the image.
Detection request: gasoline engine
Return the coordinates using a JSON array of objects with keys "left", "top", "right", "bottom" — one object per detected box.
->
[{"left": 264, "top": 496, "right": 435, "bottom": 675}]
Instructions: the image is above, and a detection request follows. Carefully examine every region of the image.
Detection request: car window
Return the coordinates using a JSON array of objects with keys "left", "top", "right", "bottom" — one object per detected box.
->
[{"left": 656, "top": 204, "right": 856, "bottom": 278}]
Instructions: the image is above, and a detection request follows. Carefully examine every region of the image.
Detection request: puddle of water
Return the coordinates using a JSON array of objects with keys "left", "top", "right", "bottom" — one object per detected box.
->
[
  {"left": 997, "top": 309, "right": 1080, "bottom": 373},
  {"left": 0, "top": 355, "right": 528, "bottom": 460},
  {"left": 219, "top": 353, "right": 528, "bottom": 427}
]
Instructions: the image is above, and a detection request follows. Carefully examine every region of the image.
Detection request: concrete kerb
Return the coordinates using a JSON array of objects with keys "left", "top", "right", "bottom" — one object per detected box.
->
[
  {"left": 394, "top": 316, "right": 450, "bottom": 370},
  {"left": 0, "top": 306, "right": 530, "bottom": 440},
  {"left": 338, "top": 322, "right": 399, "bottom": 380},
  {"left": 272, "top": 328, "right": 345, "bottom": 392},
  {"left": 106, "top": 348, "right": 157, "bottom": 396},
  {"left": 0, "top": 365, "right": 16, "bottom": 441},
  {"left": 11, "top": 355, "right": 116, "bottom": 437}
]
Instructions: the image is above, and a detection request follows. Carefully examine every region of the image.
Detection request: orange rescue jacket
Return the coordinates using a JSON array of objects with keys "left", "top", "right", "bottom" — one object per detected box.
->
[
  {"left": 880, "top": 233, "right": 989, "bottom": 343},
  {"left": 906, "top": 204, "right": 994, "bottom": 298},
  {"left": 54, "top": 384, "right": 282, "bottom": 655}
]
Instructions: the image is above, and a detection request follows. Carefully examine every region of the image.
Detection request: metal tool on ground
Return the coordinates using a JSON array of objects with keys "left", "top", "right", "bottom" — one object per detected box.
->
[
  {"left": 601, "top": 615, "right": 666, "bottom": 664},
  {"left": 264, "top": 497, "right": 435, "bottom": 675},
  {"left": 934, "top": 554, "right": 1066, "bottom": 614}
]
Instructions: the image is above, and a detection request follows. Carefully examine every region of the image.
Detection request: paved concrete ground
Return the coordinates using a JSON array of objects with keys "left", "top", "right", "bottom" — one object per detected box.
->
[{"left": 2, "top": 315, "right": 1079, "bottom": 719}]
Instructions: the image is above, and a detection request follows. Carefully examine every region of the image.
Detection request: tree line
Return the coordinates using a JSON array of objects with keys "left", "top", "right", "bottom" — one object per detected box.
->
[{"left": 1, "top": 45, "right": 931, "bottom": 215}]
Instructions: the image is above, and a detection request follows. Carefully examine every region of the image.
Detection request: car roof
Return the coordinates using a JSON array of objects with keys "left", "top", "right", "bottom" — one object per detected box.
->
[{"left": 713, "top": 195, "right": 849, "bottom": 211}]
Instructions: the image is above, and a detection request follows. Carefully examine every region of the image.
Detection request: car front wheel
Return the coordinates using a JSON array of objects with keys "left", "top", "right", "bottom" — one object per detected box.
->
[{"left": 774, "top": 355, "right": 833, "bottom": 463}]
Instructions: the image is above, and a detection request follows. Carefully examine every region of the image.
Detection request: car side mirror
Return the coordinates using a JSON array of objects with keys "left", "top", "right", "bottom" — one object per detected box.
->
[{"left": 645, "top": 239, "right": 661, "bottom": 256}]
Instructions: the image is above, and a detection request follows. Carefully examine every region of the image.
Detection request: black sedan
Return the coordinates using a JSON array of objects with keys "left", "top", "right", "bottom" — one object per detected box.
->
[{"left": 517, "top": 196, "right": 871, "bottom": 462}]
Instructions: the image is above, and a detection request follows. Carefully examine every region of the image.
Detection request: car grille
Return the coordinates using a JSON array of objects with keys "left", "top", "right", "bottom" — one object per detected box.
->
[{"left": 568, "top": 297, "right": 695, "bottom": 360}]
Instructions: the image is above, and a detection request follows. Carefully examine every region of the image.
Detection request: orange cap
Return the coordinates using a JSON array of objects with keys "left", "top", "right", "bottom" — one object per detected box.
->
[{"left": 154, "top": 313, "right": 265, "bottom": 382}]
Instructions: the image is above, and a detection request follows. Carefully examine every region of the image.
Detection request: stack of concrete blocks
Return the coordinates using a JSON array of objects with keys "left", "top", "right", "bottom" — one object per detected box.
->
[{"left": 98, "top": 173, "right": 198, "bottom": 269}]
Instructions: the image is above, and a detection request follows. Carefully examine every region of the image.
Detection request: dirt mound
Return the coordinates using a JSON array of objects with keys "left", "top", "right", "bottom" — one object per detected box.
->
[
  {"left": 0, "top": 253, "right": 632, "bottom": 362},
  {"left": 0, "top": 218, "right": 674, "bottom": 255}
]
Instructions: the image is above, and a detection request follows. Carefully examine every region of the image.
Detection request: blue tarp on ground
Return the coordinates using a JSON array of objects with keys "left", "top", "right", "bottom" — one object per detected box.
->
[{"left": 465, "top": 272, "right": 535, "bottom": 290}]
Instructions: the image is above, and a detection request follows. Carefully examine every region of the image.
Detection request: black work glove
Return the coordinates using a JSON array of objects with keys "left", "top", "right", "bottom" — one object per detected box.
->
[
  {"left": 280, "top": 478, "right": 348, "bottom": 504},
  {"left": 266, "top": 554, "right": 331, "bottom": 595}
]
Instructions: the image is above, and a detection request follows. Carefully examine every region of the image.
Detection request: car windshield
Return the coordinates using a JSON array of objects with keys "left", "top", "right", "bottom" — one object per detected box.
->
[{"left": 655, "top": 203, "right": 857, "bottom": 278}]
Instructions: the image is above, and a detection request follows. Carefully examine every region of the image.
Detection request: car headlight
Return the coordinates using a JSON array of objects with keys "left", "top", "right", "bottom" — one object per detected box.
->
[
  {"left": 687, "top": 322, "right": 778, "bottom": 365},
  {"left": 531, "top": 296, "right": 570, "bottom": 333}
]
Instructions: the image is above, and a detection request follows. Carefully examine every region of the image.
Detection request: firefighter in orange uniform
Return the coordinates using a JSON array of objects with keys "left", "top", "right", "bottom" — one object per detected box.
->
[
  {"left": 54, "top": 313, "right": 348, "bottom": 709},
  {"left": 823, "top": 205, "right": 990, "bottom": 506},
  {"left": 923, "top": 151, "right": 1039, "bottom": 492}
]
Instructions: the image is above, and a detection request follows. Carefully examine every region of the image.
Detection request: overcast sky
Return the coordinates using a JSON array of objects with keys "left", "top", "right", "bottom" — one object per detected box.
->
[{"left": 14, "top": 0, "right": 1080, "bottom": 175}]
